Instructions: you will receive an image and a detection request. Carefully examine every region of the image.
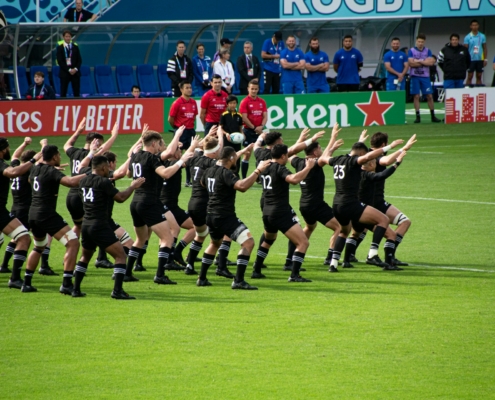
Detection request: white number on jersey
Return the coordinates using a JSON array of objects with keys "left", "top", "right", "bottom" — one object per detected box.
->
[
  {"left": 81, "top": 188, "right": 94, "bottom": 202},
  {"left": 33, "top": 176, "right": 40, "bottom": 191},
  {"left": 193, "top": 166, "right": 200, "bottom": 181},
  {"left": 261, "top": 175, "right": 273, "bottom": 189},
  {"left": 333, "top": 165, "right": 345, "bottom": 179},
  {"left": 73, "top": 160, "right": 81, "bottom": 174},
  {"left": 132, "top": 163, "right": 142, "bottom": 178},
  {"left": 207, "top": 178, "right": 216, "bottom": 193},
  {"left": 11, "top": 177, "right": 20, "bottom": 191}
]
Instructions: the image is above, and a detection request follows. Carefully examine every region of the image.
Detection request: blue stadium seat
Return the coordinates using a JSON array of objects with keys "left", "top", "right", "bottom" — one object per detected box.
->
[
  {"left": 94, "top": 64, "right": 118, "bottom": 95},
  {"left": 79, "top": 65, "right": 96, "bottom": 97},
  {"left": 52, "top": 65, "right": 74, "bottom": 97},
  {"left": 8, "top": 66, "right": 30, "bottom": 98},
  {"left": 115, "top": 64, "right": 136, "bottom": 94},
  {"left": 157, "top": 64, "right": 172, "bottom": 92},
  {"left": 137, "top": 64, "right": 172, "bottom": 97}
]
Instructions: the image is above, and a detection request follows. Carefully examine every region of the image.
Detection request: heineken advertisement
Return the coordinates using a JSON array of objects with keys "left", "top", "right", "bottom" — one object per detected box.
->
[{"left": 164, "top": 91, "right": 405, "bottom": 132}]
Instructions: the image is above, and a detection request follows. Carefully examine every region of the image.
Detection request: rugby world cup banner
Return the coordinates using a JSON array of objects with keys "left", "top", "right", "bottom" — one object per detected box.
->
[
  {"left": 444, "top": 87, "right": 495, "bottom": 124},
  {"left": 0, "top": 98, "right": 164, "bottom": 137},
  {"left": 281, "top": 0, "right": 495, "bottom": 19},
  {"left": 164, "top": 91, "right": 405, "bottom": 132}
]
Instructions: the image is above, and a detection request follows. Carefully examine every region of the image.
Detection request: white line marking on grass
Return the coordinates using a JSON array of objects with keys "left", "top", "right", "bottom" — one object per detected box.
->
[
  {"left": 405, "top": 109, "right": 445, "bottom": 115},
  {"left": 276, "top": 253, "right": 494, "bottom": 273},
  {"left": 406, "top": 151, "right": 444, "bottom": 154}
]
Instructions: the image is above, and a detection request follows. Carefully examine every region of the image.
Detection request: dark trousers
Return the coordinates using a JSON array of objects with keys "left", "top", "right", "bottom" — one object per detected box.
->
[
  {"left": 337, "top": 84, "right": 360, "bottom": 92},
  {"left": 60, "top": 73, "right": 80, "bottom": 97},
  {"left": 263, "top": 70, "right": 280, "bottom": 94},
  {"left": 204, "top": 122, "right": 218, "bottom": 136}
]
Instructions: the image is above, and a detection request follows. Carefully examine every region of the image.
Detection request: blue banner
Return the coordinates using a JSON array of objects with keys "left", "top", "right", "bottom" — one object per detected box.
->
[{"left": 281, "top": 0, "right": 495, "bottom": 19}]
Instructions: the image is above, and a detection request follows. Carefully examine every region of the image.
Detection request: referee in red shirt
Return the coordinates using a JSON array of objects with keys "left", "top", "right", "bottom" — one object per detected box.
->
[
  {"left": 200, "top": 74, "right": 228, "bottom": 135},
  {"left": 168, "top": 81, "right": 198, "bottom": 186},
  {"left": 238, "top": 79, "right": 267, "bottom": 178}
]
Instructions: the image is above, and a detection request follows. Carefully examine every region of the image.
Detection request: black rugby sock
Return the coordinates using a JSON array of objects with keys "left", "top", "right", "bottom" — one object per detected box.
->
[
  {"left": 291, "top": 251, "right": 306, "bottom": 278},
  {"left": 199, "top": 253, "right": 215, "bottom": 280},
  {"left": 254, "top": 245, "right": 269, "bottom": 273},
  {"left": 136, "top": 240, "right": 148, "bottom": 266},
  {"left": 186, "top": 240, "right": 203, "bottom": 269},
  {"left": 235, "top": 254, "right": 250, "bottom": 283},
  {"left": 12, "top": 250, "right": 27, "bottom": 279},
  {"left": 217, "top": 240, "right": 231, "bottom": 270},
  {"left": 355, "top": 232, "right": 367, "bottom": 253},
  {"left": 384, "top": 240, "right": 396, "bottom": 265},
  {"left": 168, "top": 238, "right": 177, "bottom": 264},
  {"left": 97, "top": 245, "right": 108, "bottom": 261},
  {"left": 74, "top": 262, "right": 88, "bottom": 290},
  {"left": 395, "top": 233, "right": 404, "bottom": 251},
  {"left": 156, "top": 246, "right": 170, "bottom": 277},
  {"left": 113, "top": 264, "right": 126, "bottom": 291},
  {"left": 125, "top": 246, "right": 141, "bottom": 276},
  {"left": 241, "top": 160, "right": 249, "bottom": 179},
  {"left": 326, "top": 248, "right": 333, "bottom": 261},
  {"left": 2, "top": 242, "right": 16, "bottom": 268},
  {"left": 175, "top": 240, "right": 187, "bottom": 258},
  {"left": 24, "top": 269, "right": 34, "bottom": 286},
  {"left": 369, "top": 226, "right": 387, "bottom": 259},
  {"left": 40, "top": 246, "right": 50, "bottom": 268},
  {"left": 330, "top": 236, "right": 346, "bottom": 268},
  {"left": 286, "top": 241, "right": 296, "bottom": 265},
  {"left": 344, "top": 238, "right": 357, "bottom": 263}
]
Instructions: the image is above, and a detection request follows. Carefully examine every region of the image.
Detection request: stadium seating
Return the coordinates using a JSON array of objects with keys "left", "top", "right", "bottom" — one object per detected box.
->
[
  {"left": 94, "top": 64, "right": 119, "bottom": 96},
  {"left": 137, "top": 64, "right": 166, "bottom": 97},
  {"left": 157, "top": 64, "right": 172, "bottom": 92},
  {"left": 79, "top": 65, "right": 96, "bottom": 97},
  {"left": 52, "top": 65, "right": 74, "bottom": 97},
  {"left": 8, "top": 66, "right": 29, "bottom": 98},
  {"left": 115, "top": 64, "right": 137, "bottom": 95}
]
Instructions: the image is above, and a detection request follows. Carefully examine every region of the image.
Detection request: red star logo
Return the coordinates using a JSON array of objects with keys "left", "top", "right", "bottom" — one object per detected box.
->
[{"left": 355, "top": 92, "right": 394, "bottom": 126}]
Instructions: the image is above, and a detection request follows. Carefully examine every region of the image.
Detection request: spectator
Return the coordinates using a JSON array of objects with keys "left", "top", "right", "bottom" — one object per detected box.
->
[
  {"left": 280, "top": 35, "right": 305, "bottom": 94},
  {"left": 213, "top": 38, "right": 233, "bottom": 64},
  {"left": 408, "top": 33, "right": 441, "bottom": 123},
  {"left": 131, "top": 85, "right": 143, "bottom": 98},
  {"left": 26, "top": 71, "right": 55, "bottom": 100},
  {"left": 261, "top": 31, "right": 284, "bottom": 94},
  {"left": 237, "top": 41, "right": 261, "bottom": 95},
  {"left": 438, "top": 34, "right": 471, "bottom": 89},
  {"left": 192, "top": 43, "right": 212, "bottom": 96},
  {"left": 464, "top": 19, "right": 488, "bottom": 86},
  {"left": 304, "top": 37, "right": 330, "bottom": 93},
  {"left": 56, "top": 30, "right": 82, "bottom": 98},
  {"left": 63, "top": 0, "right": 97, "bottom": 22},
  {"left": 200, "top": 74, "right": 228, "bottom": 135},
  {"left": 383, "top": 37, "right": 408, "bottom": 91},
  {"left": 168, "top": 81, "right": 198, "bottom": 186},
  {"left": 333, "top": 35, "right": 363, "bottom": 92},
  {"left": 213, "top": 49, "right": 235, "bottom": 94},
  {"left": 167, "top": 40, "right": 193, "bottom": 98}
]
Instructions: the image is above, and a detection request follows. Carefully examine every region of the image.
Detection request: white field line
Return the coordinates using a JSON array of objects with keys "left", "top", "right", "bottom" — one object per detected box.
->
[{"left": 276, "top": 253, "right": 494, "bottom": 273}]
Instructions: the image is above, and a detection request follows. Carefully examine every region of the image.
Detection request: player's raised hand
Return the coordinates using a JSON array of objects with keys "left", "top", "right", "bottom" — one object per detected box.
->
[
  {"left": 24, "top": 137, "right": 32, "bottom": 145},
  {"left": 390, "top": 139, "right": 404, "bottom": 148},
  {"left": 175, "top": 125, "right": 186, "bottom": 137},
  {"left": 180, "top": 151, "right": 194, "bottom": 162},
  {"left": 76, "top": 117, "right": 86, "bottom": 133},
  {"left": 244, "top": 143, "right": 254, "bottom": 153},
  {"left": 403, "top": 134, "right": 417, "bottom": 150},
  {"left": 257, "top": 159, "right": 272, "bottom": 172},
  {"left": 208, "top": 125, "right": 219, "bottom": 137},
  {"left": 89, "top": 138, "right": 100, "bottom": 152},
  {"left": 111, "top": 122, "right": 119, "bottom": 137},
  {"left": 332, "top": 139, "right": 344, "bottom": 150},
  {"left": 298, "top": 127, "right": 310, "bottom": 142},
  {"left": 131, "top": 177, "right": 146, "bottom": 188},
  {"left": 142, "top": 123, "right": 149, "bottom": 136},
  {"left": 305, "top": 158, "right": 317, "bottom": 169},
  {"left": 359, "top": 129, "right": 368, "bottom": 143},
  {"left": 190, "top": 135, "right": 201, "bottom": 149},
  {"left": 312, "top": 130, "right": 325, "bottom": 141},
  {"left": 397, "top": 150, "right": 407, "bottom": 163},
  {"left": 332, "top": 123, "right": 342, "bottom": 137},
  {"left": 40, "top": 138, "right": 48, "bottom": 148}
]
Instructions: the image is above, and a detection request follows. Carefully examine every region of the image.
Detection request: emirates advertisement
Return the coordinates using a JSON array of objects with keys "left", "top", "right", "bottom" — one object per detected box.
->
[
  {"left": 445, "top": 87, "right": 495, "bottom": 124},
  {"left": 0, "top": 98, "right": 164, "bottom": 136}
]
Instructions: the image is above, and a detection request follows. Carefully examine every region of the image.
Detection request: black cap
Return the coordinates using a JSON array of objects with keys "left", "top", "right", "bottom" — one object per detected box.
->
[
  {"left": 0, "top": 138, "right": 9, "bottom": 151},
  {"left": 220, "top": 38, "right": 232, "bottom": 45},
  {"left": 274, "top": 31, "right": 283, "bottom": 40}
]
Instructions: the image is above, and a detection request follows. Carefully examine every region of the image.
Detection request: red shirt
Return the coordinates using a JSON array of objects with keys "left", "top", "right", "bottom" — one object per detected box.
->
[
  {"left": 200, "top": 89, "right": 228, "bottom": 123},
  {"left": 239, "top": 95, "right": 267, "bottom": 128},
  {"left": 169, "top": 96, "right": 198, "bottom": 129}
]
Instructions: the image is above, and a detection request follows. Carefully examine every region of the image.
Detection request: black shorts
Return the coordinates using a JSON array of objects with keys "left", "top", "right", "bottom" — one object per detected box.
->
[
  {"left": 333, "top": 201, "right": 367, "bottom": 227},
  {"left": 263, "top": 211, "right": 298, "bottom": 234},
  {"left": 468, "top": 60, "right": 484, "bottom": 73},
  {"left": 188, "top": 208, "right": 207, "bottom": 227},
  {"left": 165, "top": 204, "right": 190, "bottom": 227},
  {"left": 0, "top": 207, "right": 15, "bottom": 231},
  {"left": 242, "top": 127, "right": 258, "bottom": 147},
  {"left": 130, "top": 200, "right": 166, "bottom": 227},
  {"left": 206, "top": 213, "right": 248, "bottom": 242},
  {"left": 300, "top": 202, "right": 334, "bottom": 226},
  {"left": 29, "top": 213, "right": 68, "bottom": 238},
  {"left": 66, "top": 194, "right": 84, "bottom": 223},
  {"left": 374, "top": 200, "right": 392, "bottom": 214},
  {"left": 81, "top": 223, "right": 119, "bottom": 252},
  {"left": 10, "top": 208, "right": 30, "bottom": 230},
  {"left": 108, "top": 219, "right": 120, "bottom": 231}
]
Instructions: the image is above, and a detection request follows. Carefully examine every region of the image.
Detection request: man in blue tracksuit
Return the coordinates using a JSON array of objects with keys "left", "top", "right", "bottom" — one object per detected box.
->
[
  {"left": 333, "top": 35, "right": 363, "bottom": 92},
  {"left": 261, "top": 31, "right": 285, "bottom": 94},
  {"left": 192, "top": 43, "right": 212, "bottom": 96},
  {"left": 383, "top": 37, "right": 409, "bottom": 91},
  {"left": 304, "top": 37, "right": 330, "bottom": 93},
  {"left": 280, "top": 35, "right": 306, "bottom": 94}
]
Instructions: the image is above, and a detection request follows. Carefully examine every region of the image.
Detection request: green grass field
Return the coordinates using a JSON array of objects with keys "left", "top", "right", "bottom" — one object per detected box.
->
[{"left": 1, "top": 111, "right": 494, "bottom": 399}]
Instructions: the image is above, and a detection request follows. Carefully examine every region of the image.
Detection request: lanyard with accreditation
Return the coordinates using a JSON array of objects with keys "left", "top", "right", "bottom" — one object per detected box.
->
[{"left": 246, "top": 56, "right": 254, "bottom": 76}]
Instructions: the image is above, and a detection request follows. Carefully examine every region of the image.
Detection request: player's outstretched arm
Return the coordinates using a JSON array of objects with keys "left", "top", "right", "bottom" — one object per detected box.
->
[
  {"left": 64, "top": 117, "right": 86, "bottom": 153},
  {"left": 97, "top": 122, "right": 119, "bottom": 155},
  {"left": 320, "top": 139, "right": 344, "bottom": 166},
  {"left": 380, "top": 134, "right": 416, "bottom": 166},
  {"left": 234, "top": 159, "right": 271, "bottom": 192},
  {"left": 237, "top": 143, "right": 254, "bottom": 158},
  {"left": 156, "top": 151, "right": 194, "bottom": 180},
  {"left": 78, "top": 139, "right": 100, "bottom": 171},
  {"left": 358, "top": 128, "right": 368, "bottom": 143},
  {"left": 288, "top": 130, "right": 324, "bottom": 157},
  {"left": 4, "top": 139, "right": 44, "bottom": 178},
  {"left": 60, "top": 172, "right": 87, "bottom": 188},
  {"left": 254, "top": 133, "right": 265, "bottom": 151},
  {"left": 286, "top": 158, "right": 317, "bottom": 184},
  {"left": 161, "top": 126, "right": 185, "bottom": 161},
  {"left": 368, "top": 151, "right": 407, "bottom": 182},
  {"left": 12, "top": 137, "right": 32, "bottom": 161},
  {"left": 114, "top": 177, "right": 146, "bottom": 203},
  {"left": 358, "top": 139, "right": 403, "bottom": 165}
]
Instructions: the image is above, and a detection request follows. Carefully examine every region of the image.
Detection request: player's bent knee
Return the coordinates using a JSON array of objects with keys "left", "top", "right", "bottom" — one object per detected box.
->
[
  {"left": 235, "top": 227, "right": 252, "bottom": 246},
  {"left": 34, "top": 236, "right": 48, "bottom": 247},
  {"left": 8, "top": 226, "right": 30, "bottom": 242},
  {"left": 196, "top": 227, "right": 209, "bottom": 237},
  {"left": 392, "top": 213, "right": 410, "bottom": 226},
  {"left": 58, "top": 230, "right": 78, "bottom": 246},
  {"left": 119, "top": 230, "right": 131, "bottom": 245}
]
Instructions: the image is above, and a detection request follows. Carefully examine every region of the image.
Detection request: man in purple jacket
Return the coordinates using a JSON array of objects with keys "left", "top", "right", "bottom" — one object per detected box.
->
[{"left": 408, "top": 34, "right": 441, "bottom": 124}]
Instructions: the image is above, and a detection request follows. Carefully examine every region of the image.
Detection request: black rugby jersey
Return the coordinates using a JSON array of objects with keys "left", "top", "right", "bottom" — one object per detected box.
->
[
  {"left": 291, "top": 157, "right": 327, "bottom": 208},
  {"left": 188, "top": 152, "right": 217, "bottom": 210},
  {"left": 9, "top": 159, "right": 32, "bottom": 211},
  {"left": 359, "top": 166, "right": 397, "bottom": 206},
  {"left": 329, "top": 155, "right": 362, "bottom": 205},
  {"left": 0, "top": 159, "right": 11, "bottom": 209},
  {"left": 260, "top": 162, "right": 292, "bottom": 215},
  {"left": 373, "top": 156, "right": 387, "bottom": 205},
  {"left": 28, "top": 164, "right": 66, "bottom": 220},
  {"left": 129, "top": 150, "right": 163, "bottom": 203},
  {"left": 201, "top": 165, "right": 239, "bottom": 216},
  {"left": 160, "top": 159, "right": 182, "bottom": 207},
  {"left": 79, "top": 173, "right": 119, "bottom": 224},
  {"left": 66, "top": 147, "right": 89, "bottom": 196}
]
